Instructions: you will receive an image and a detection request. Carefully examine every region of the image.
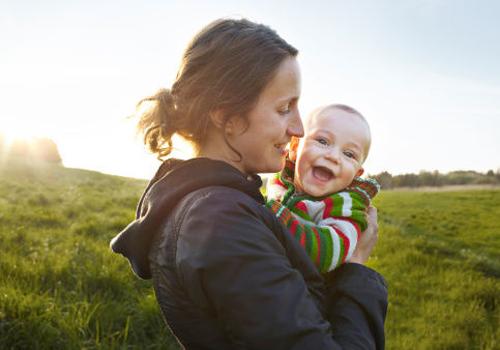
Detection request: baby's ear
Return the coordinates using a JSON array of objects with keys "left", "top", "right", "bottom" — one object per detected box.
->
[
  {"left": 356, "top": 167, "right": 364, "bottom": 177},
  {"left": 288, "top": 137, "right": 300, "bottom": 161}
]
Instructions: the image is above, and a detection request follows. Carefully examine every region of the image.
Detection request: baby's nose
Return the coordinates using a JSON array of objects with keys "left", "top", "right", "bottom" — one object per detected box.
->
[{"left": 326, "top": 147, "right": 341, "bottom": 162}]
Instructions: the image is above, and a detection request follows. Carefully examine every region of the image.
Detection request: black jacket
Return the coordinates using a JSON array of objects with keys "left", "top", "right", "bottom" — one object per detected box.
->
[{"left": 111, "top": 158, "right": 388, "bottom": 349}]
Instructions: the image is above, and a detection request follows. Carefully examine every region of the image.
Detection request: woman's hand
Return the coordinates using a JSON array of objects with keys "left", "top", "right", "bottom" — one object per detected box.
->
[{"left": 350, "top": 206, "right": 378, "bottom": 265}]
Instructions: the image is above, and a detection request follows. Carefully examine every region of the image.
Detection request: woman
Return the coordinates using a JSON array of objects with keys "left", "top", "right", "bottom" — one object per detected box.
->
[{"left": 111, "top": 18, "right": 387, "bottom": 349}]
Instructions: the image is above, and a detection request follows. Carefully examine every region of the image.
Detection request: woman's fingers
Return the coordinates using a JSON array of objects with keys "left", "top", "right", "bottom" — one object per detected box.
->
[
  {"left": 366, "top": 206, "right": 379, "bottom": 239},
  {"left": 349, "top": 206, "right": 379, "bottom": 265}
]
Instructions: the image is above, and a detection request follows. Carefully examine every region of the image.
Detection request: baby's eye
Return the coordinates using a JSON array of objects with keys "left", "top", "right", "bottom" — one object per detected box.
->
[
  {"left": 316, "top": 138, "right": 329, "bottom": 146},
  {"left": 343, "top": 150, "right": 357, "bottom": 159}
]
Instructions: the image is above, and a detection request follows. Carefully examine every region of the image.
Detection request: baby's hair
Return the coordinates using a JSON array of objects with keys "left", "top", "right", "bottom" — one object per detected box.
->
[{"left": 322, "top": 104, "right": 367, "bottom": 124}]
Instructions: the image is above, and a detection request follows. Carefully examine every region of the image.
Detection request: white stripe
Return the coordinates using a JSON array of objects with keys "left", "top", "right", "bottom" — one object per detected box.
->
[
  {"left": 328, "top": 226, "right": 341, "bottom": 271},
  {"left": 276, "top": 205, "right": 287, "bottom": 217},
  {"left": 292, "top": 211, "right": 319, "bottom": 226},
  {"left": 302, "top": 199, "right": 326, "bottom": 222},
  {"left": 322, "top": 218, "right": 358, "bottom": 262},
  {"left": 290, "top": 212, "right": 344, "bottom": 270},
  {"left": 339, "top": 192, "right": 352, "bottom": 217}
]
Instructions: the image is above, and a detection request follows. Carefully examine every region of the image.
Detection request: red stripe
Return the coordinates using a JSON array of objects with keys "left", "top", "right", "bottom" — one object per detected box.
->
[
  {"left": 290, "top": 219, "right": 299, "bottom": 238},
  {"left": 336, "top": 228, "right": 350, "bottom": 263},
  {"left": 295, "top": 201, "right": 307, "bottom": 214},
  {"left": 272, "top": 177, "right": 286, "bottom": 188},
  {"left": 323, "top": 197, "right": 333, "bottom": 219},
  {"left": 300, "top": 230, "right": 306, "bottom": 247},
  {"left": 312, "top": 227, "right": 321, "bottom": 266}
]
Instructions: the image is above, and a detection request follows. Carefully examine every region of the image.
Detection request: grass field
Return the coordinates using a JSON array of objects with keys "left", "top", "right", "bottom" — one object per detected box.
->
[
  {"left": 1, "top": 160, "right": 499, "bottom": 349},
  {"left": 371, "top": 190, "right": 499, "bottom": 350}
]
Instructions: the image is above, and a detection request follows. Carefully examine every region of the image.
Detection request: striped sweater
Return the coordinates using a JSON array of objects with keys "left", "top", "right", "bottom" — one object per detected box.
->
[{"left": 266, "top": 159, "right": 380, "bottom": 273}]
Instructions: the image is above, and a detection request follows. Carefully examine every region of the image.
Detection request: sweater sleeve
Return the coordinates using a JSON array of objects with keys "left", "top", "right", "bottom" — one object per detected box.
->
[
  {"left": 177, "top": 189, "right": 387, "bottom": 349},
  {"left": 267, "top": 198, "right": 362, "bottom": 272}
]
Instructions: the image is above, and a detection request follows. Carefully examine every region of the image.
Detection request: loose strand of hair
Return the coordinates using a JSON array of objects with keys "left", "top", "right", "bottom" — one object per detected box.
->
[{"left": 136, "top": 89, "right": 177, "bottom": 160}]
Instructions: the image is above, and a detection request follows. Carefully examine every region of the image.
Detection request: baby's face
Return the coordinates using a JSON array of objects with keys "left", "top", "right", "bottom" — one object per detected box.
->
[{"left": 293, "top": 108, "right": 370, "bottom": 197}]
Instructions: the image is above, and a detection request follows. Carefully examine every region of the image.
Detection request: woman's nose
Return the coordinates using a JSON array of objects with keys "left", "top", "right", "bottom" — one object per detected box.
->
[{"left": 287, "top": 111, "right": 304, "bottom": 138}]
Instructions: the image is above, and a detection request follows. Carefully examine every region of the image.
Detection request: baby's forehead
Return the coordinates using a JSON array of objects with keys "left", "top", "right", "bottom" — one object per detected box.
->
[
  {"left": 305, "top": 106, "right": 367, "bottom": 132},
  {"left": 304, "top": 105, "right": 372, "bottom": 156}
]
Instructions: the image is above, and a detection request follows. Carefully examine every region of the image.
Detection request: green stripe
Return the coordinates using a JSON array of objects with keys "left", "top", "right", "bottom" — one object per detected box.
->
[
  {"left": 304, "top": 225, "right": 313, "bottom": 257},
  {"left": 292, "top": 205, "right": 312, "bottom": 221},
  {"left": 309, "top": 226, "right": 319, "bottom": 266},
  {"left": 338, "top": 236, "right": 345, "bottom": 264},
  {"left": 331, "top": 194, "right": 344, "bottom": 217},
  {"left": 319, "top": 226, "right": 333, "bottom": 272}
]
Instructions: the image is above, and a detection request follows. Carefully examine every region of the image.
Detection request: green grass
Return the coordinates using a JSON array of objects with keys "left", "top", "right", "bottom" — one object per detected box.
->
[
  {"left": 1, "top": 159, "right": 499, "bottom": 349},
  {"left": 0, "top": 159, "right": 179, "bottom": 349},
  {"left": 370, "top": 190, "right": 500, "bottom": 350}
]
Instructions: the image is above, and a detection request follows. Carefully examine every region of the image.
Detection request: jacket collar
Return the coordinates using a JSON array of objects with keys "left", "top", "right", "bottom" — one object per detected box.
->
[{"left": 110, "top": 157, "right": 263, "bottom": 279}]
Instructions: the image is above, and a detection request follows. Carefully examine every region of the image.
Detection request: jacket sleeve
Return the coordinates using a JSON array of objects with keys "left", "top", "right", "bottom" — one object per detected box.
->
[
  {"left": 177, "top": 190, "right": 387, "bottom": 349},
  {"left": 326, "top": 263, "right": 388, "bottom": 350}
]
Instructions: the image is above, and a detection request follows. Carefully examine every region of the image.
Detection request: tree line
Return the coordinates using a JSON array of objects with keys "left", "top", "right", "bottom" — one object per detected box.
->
[
  {"left": 369, "top": 169, "right": 500, "bottom": 189},
  {"left": 0, "top": 134, "right": 62, "bottom": 164},
  {"left": 2, "top": 133, "right": 498, "bottom": 189}
]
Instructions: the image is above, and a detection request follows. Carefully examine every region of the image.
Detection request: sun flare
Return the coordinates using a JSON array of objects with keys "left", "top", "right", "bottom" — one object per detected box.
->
[{"left": 0, "top": 120, "right": 41, "bottom": 147}]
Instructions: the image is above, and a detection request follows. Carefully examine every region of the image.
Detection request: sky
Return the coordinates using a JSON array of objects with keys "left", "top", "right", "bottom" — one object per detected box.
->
[{"left": 1, "top": 0, "right": 499, "bottom": 180}]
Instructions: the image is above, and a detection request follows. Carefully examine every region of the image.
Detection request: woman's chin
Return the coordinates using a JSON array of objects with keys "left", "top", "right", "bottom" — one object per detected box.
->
[{"left": 276, "top": 157, "right": 288, "bottom": 172}]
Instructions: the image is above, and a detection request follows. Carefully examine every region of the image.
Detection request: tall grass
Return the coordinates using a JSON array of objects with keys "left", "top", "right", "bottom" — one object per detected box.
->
[
  {"left": 0, "top": 160, "right": 179, "bottom": 349},
  {"left": 371, "top": 190, "right": 499, "bottom": 350},
  {"left": 1, "top": 160, "right": 498, "bottom": 349}
]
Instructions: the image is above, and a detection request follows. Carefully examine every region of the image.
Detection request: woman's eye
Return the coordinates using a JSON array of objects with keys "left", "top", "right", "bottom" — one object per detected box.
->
[{"left": 278, "top": 106, "right": 291, "bottom": 115}]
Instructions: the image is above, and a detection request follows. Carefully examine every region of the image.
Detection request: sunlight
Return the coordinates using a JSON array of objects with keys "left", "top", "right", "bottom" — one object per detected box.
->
[
  {"left": 0, "top": 119, "right": 51, "bottom": 164},
  {"left": 133, "top": 100, "right": 195, "bottom": 160},
  {"left": 0, "top": 119, "right": 40, "bottom": 148},
  {"left": 170, "top": 134, "right": 195, "bottom": 159}
]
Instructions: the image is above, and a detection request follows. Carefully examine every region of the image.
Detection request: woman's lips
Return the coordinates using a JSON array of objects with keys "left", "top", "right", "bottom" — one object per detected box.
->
[{"left": 312, "top": 166, "right": 334, "bottom": 182}]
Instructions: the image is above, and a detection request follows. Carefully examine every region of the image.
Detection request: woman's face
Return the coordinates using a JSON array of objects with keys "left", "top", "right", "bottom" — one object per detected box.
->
[{"left": 228, "top": 57, "right": 304, "bottom": 175}]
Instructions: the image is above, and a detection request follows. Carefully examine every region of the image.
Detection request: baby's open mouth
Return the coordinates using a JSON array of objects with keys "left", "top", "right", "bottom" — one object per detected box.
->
[{"left": 312, "top": 166, "right": 334, "bottom": 181}]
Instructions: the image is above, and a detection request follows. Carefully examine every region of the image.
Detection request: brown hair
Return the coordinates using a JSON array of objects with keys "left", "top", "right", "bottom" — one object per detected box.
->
[{"left": 137, "top": 18, "right": 298, "bottom": 160}]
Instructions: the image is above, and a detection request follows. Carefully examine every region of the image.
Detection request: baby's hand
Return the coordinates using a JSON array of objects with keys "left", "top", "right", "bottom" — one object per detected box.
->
[{"left": 348, "top": 177, "right": 381, "bottom": 205}]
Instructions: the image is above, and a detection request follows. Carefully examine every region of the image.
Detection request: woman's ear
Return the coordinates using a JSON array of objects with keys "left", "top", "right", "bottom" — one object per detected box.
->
[
  {"left": 209, "top": 109, "right": 226, "bottom": 130},
  {"left": 210, "top": 109, "right": 245, "bottom": 135},
  {"left": 288, "top": 137, "right": 300, "bottom": 161}
]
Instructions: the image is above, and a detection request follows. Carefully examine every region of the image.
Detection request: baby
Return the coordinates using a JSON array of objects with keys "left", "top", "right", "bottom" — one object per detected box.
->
[{"left": 266, "top": 104, "right": 380, "bottom": 273}]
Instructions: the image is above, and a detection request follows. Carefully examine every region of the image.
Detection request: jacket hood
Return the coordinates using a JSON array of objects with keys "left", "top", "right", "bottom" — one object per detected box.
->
[{"left": 110, "top": 158, "right": 264, "bottom": 279}]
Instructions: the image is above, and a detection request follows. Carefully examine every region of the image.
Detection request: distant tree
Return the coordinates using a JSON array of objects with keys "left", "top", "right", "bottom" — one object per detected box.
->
[
  {"left": 394, "top": 173, "right": 420, "bottom": 187},
  {"left": 31, "top": 138, "right": 62, "bottom": 164},
  {"left": 419, "top": 170, "right": 443, "bottom": 187},
  {"left": 446, "top": 170, "right": 478, "bottom": 185},
  {"left": 370, "top": 171, "right": 393, "bottom": 189},
  {"left": 367, "top": 169, "right": 499, "bottom": 189},
  {"left": 6, "top": 137, "right": 62, "bottom": 164}
]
